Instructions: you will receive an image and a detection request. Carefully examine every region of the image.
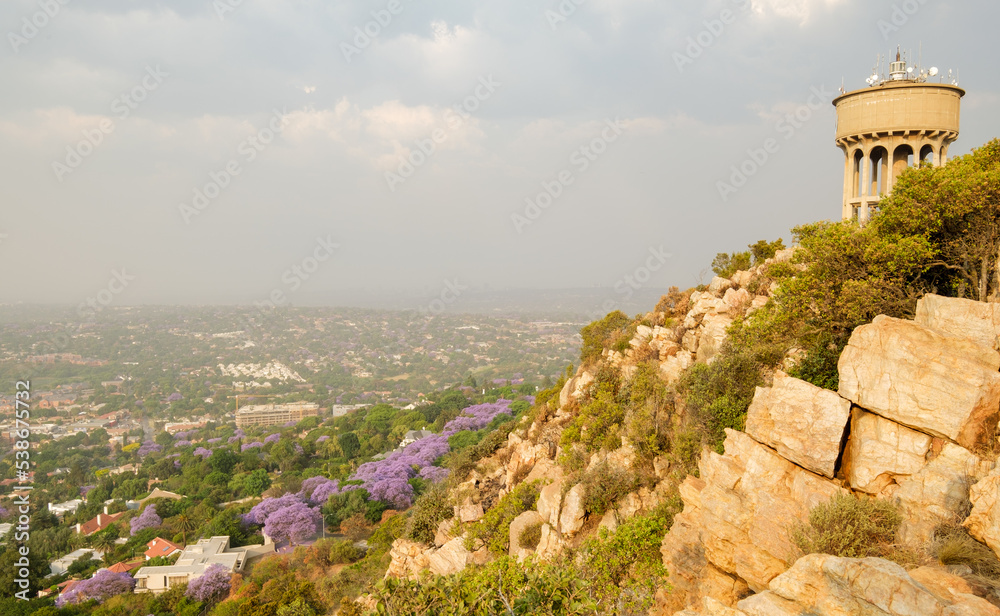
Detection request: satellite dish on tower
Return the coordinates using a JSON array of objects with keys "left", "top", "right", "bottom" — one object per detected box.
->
[{"left": 928, "top": 66, "right": 939, "bottom": 77}]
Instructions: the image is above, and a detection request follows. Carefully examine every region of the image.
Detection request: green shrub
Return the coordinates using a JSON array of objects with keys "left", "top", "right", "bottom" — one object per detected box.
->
[
  {"left": 933, "top": 524, "right": 1000, "bottom": 583},
  {"left": 787, "top": 335, "right": 844, "bottom": 391},
  {"left": 792, "top": 494, "right": 901, "bottom": 559},
  {"left": 518, "top": 522, "right": 542, "bottom": 550},
  {"left": 581, "top": 463, "right": 641, "bottom": 517},
  {"left": 465, "top": 481, "right": 541, "bottom": 556},
  {"left": 405, "top": 485, "right": 453, "bottom": 545},
  {"left": 712, "top": 251, "right": 751, "bottom": 278},
  {"left": 580, "top": 311, "right": 632, "bottom": 365}
]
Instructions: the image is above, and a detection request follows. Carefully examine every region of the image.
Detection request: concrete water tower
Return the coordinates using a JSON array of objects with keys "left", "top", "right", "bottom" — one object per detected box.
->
[{"left": 833, "top": 49, "right": 964, "bottom": 222}]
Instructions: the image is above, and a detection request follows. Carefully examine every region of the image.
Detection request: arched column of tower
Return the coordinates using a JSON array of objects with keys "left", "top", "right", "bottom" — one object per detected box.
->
[{"left": 833, "top": 81, "right": 963, "bottom": 222}]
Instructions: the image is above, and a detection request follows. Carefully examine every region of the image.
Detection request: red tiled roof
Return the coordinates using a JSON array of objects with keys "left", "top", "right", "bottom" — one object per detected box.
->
[
  {"left": 107, "top": 560, "right": 143, "bottom": 573},
  {"left": 144, "top": 537, "right": 183, "bottom": 559},
  {"left": 77, "top": 511, "right": 124, "bottom": 536}
]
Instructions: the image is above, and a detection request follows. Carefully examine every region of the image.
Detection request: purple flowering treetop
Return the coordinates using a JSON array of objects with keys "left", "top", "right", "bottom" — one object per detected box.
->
[
  {"left": 244, "top": 493, "right": 303, "bottom": 525},
  {"left": 315, "top": 435, "right": 330, "bottom": 443},
  {"left": 137, "top": 441, "right": 162, "bottom": 456},
  {"left": 300, "top": 476, "right": 344, "bottom": 506},
  {"left": 186, "top": 563, "right": 232, "bottom": 603},
  {"left": 173, "top": 430, "right": 191, "bottom": 440},
  {"left": 130, "top": 504, "right": 161, "bottom": 536},
  {"left": 207, "top": 438, "right": 222, "bottom": 444},
  {"left": 344, "top": 400, "right": 512, "bottom": 509},
  {"left": 264, "top": 433, "right": 281, "bottom": 444},
  {"left": 56, "top": 569, "right": 135, "bottom": 606},
  {"left": 241, "top": 442, "right": 264, "bottom": 452},
  {"left": 228, "top": 436, "right": 240, "bottom": 444},
  {"left": 262, "top": 502, "right": 321, "bottom": 546},
  {"left": 174, "top": 440, "right": 192, "bottom": 447},
  {"left": 193, "top": 447, "right": 213, "bottom": 459}
]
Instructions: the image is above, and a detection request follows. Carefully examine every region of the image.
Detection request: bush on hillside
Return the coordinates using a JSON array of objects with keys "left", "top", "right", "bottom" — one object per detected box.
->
[{"left": 792, "top": 494, "right": 901, "bottom": 559}]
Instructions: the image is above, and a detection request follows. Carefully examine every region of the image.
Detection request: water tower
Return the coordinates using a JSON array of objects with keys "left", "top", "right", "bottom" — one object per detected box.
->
[{"left": 833, "top": 49, "right": 964, "bottom": 222}]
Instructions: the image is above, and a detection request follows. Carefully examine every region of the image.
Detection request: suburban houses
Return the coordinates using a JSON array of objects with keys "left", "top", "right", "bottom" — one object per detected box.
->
[{"left": 133, "top": 536, "right": 274, "bottom": 593}]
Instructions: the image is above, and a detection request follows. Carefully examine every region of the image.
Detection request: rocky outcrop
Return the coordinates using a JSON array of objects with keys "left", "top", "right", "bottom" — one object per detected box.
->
[
  {"left": 508, "top": 510, "right": 542, "bottom": 561},
  {"left": 838, "top": 315, "right": 1000, "bottom": 451},
  {"left": 964, "top": 466, "right": 1000, "bottom": 558},
  {"left": 736, "top": 554, "right": 1000, "bottom": 616},
  {"left": 661, "top": 430, "right": 845, "bottom": 596},
  {"left": 558, "top": 483, "right": 586, "bottom": 537},
  {"left": 842, "top": 408, "right": 934, "bottom": 494},
  {"left": 537, "top": 479, "right": 563, "bottom": 528},
  {"left": 744, "top": 375, "right": 851, "bottom": 478},
  {"left": 915, "top": 293, "right": 1000, "bottom": 350},
  {"left": 889, "top": 441, "right": 991, "bottom": 544}
]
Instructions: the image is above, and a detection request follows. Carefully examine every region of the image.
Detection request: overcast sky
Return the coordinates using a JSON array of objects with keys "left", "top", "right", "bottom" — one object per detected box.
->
[{"left": 1, "top": 0, "right": 997, "bottom": 309}]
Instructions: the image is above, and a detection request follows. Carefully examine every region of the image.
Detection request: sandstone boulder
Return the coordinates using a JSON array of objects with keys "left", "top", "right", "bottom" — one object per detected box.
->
[
  {"left": 558, "top": 370, "right": 594, "bottom": 408},
  {"left": 508, "top": 510, "right": 543, "bottom": 561},
  {"left": 537, "top": 479, "right": 563, "bottom": 528},
  {"left": 838, "top": 315, "right": 1000, "bottom": 450},
  {"left": 889, "top": 441, "right": 992, "bottom": 544},
  {"left": 963, "top": 466, "right": 1000, "bottom": 557},
  {"left": 385, "top": 538, "right": 430, "bottom": 579},
  {"left": 660, "top": 351, "right": 694, "bottom": 384},
  {"left": 558, "top": 483, "right": 587, "bottom": 536},
  {"left": 744, "top": 375, "right": 850, "bottom": 478},
  {"left": 722, "top": 287, "right": 751, "bottom": 313},
  {"left": 455, "top": 501, "right": 484, "bottom": 523},
  {"left": 709, "top": 276, "right": 734, "bottom": 296},
  {"left": 434, "top": 518, "right": 455, "bottom": 547},
  {"left": 427, "top": 537, "right": 472, "bottom": 576},
  {"left": 535, "top": 522, "right": 566, "bottom": 561},
  {"left": 696, "top": 313, "right": 734, "bottom": 363},
  {"left": 843, "top": 409, "right": 933, "bottom": 494},
  {"left": 737, "top": 554, "right": 1000, "bottom": 616},
  {"left": 915, "top": 293, "right": 1000, "bottom": 350},
  {"left": 662, "top": 430, "right": 844, "bottom": 593}
]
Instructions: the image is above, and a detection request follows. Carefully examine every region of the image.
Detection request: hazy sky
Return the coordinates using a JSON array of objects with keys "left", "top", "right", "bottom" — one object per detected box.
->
[{"left": 2, "top": 0, "right": 998, "bottom": 309}]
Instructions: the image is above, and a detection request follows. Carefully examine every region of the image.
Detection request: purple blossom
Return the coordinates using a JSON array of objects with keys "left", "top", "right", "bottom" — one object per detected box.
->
[
  {"left": 130, "top": 504, "right": 161, "bottom": 536},
  {"left": 80, "top": 485, "right": 96, "bottom": 496},
  {"left": 0, "top": 505, "right": 8, "bottom": 519},
  {"left": 193, "top": 447, "right": 213, "bottom": 459},
  {"left": 174, "top": 460, "right": 182, "bottom": 469},
  {"left": 186, "top": 563, "right": 231, "bottom": 602},
  {"left": 264, "top": 433, "right": 281, "bottom": 444},
  {"left": 262, "top": 502, "right": 321, "bottom": 546},
  {"left": 57, "top": 569, "right": 135, "bottom": 606},
  {"left": 316, "top": 435, "right": 329, "bottom": 443},
  {"left": 283, "top": 420, "right": 297, "bottom": 427},
  {"left": 244, "top": 493, "right": 303, "bottom": 525},
  {"left": 300, "top": 476, "right": 343, "bottom": 505},
  {"left": 345, "top": 400, "right": 512, "bottom": 508},
  {"left": 228, "top": 436, "right": 240, "bottom": 444},
  {"left": 173, "top": 431, "right": 192, "bottom": 440},
  {"left": 167, "top": 393, "right": 183, "bottom": 402},
  {"left": 175, "top": 440, "right": 192, "bottom": 447},
  {"left": 241, "top": 442, "right": 264, "bottom": 452},
  {"left": 137, "top": 441, "right": 162, "bottom": 456},
  {"left": 234, "top": 429, "right": 246, "bottom": 438},
  {"left": 294, "top": 444, "right": 304, "bottom": 455},
  {"left": 207, "top": 438, "right": 222, "bottom": 444}
]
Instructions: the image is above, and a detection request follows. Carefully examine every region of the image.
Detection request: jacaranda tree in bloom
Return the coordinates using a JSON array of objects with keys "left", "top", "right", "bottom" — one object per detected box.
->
[
  {"left": 262, "top": 502, "right": 322, "bottom": 546},
  {"left": 350, "top": 400, "right": 513, "bottom": 508},
  {"left": 130, "top": 504, "right": 162, "bottom": 536},
  {"left": 186, "top": 563, "right": 232, "bottom": 603},
  {"left": 56, "top": 569, "right": 135, "bottom": 606}
]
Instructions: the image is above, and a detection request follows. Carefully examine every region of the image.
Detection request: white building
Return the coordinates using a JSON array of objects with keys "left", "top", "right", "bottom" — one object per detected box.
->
[
  {"left": 48, "top": 499, "right": 84, "bottom": 517},
  {"left": 134, "top": 536, "right": 273, "bottom": 593},
  {"left": 50, "top": 548, "right": 103, "bottom": 576}
]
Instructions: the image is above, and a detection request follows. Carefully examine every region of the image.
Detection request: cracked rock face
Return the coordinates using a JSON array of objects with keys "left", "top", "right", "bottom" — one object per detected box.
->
[
  {"left": 744, "top": 374, "right": 851, "bottom": 478},
  {"left": 838, "top": 315, "right": 1000, "bottom": 451},
  {"left": 737, "top": 554, "right": 1000, "bottom": 616}
]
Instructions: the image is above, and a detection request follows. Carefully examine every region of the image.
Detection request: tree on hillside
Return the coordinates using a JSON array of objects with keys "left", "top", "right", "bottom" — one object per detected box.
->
[
  {"left": 874, "top": 138, "right": 1000, "bottom": 301},
  {"left": 263, "top": 503, "right": 321, "bottom": 546}
]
